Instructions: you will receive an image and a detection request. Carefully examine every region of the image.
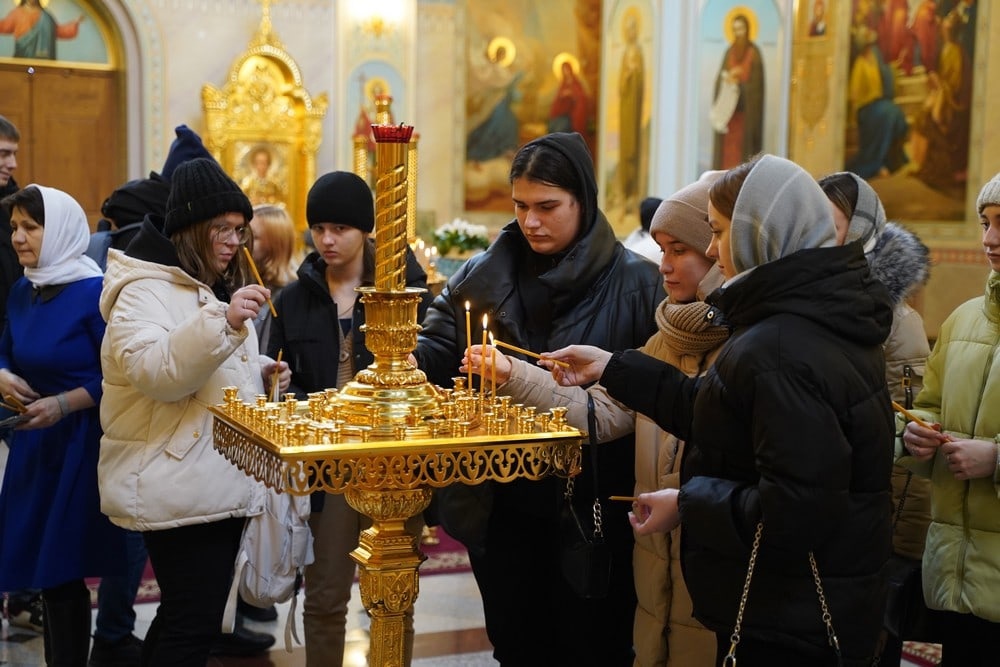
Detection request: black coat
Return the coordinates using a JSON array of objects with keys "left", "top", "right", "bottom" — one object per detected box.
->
[
  {"left": 0, "top": 176, "right": 23, "bottom": 323},
  {"left": 416, "top": 215, "right": 664, "bottom": 516},
  {"left": 267, "top": 241, "right": 431, "bottom": 399},
  {"left": 601, "top": 243, "right": 894, "bottom": 663}
]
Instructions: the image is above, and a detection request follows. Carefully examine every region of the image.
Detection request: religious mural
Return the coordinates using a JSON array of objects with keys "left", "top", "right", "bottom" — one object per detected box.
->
[
  {"left": 0, "top": 0, "right": 107, "bottom": 64},
  {"left": 464, "top": 0, "right": 601, "bottom": 213},
  {"left": 347, "top": 61, "right": 405, "bottom": 188},
  {"left": 845, "top": 0, "right": 975, "bottom": 222},
  {"left": 698, "top": 0, "right": 784, "bottom": 176},
  {"left": 600, "top": 1, "right": 654, "bottom": 237}
]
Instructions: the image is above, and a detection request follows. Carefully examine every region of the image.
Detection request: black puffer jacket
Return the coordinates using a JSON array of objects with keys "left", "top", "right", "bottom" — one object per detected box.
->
[
  {"left": 602, "top": 243, "right": 894, "bottom": 663},
  {"left": 416, "top": 137, "right": 664, "bottom": 522},
  {"left": 267, "top": 241, "right": 430, "bottom": 398}
]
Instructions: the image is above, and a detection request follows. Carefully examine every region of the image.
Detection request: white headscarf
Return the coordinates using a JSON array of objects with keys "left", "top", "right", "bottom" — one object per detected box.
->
[
  {"left": 22, "top": 184, "right": 103, "bottom": 288},
  {"left": 728, "top": 155, "right": 837, "bottom": 279}
]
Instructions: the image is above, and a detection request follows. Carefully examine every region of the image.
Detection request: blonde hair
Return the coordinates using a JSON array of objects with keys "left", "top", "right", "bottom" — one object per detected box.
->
[{"left": 250, "top": 204, "right": 299, "bottom": 287}]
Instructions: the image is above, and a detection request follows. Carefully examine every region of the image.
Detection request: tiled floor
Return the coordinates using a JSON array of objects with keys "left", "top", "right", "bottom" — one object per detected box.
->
[{"left": 1, "top": 569, "right": 497, "bottom": 667}]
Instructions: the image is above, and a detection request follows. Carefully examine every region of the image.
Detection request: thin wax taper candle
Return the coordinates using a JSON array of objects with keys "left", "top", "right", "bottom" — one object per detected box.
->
[
  {"left": 465, "top": 301, "right": 472, "bottom": 391},
  {"left": 489, "top": 332, "right": 497, "bottom": 399},
  {"left": 493, "top": 339, "right": 571, "bottom": 368},
  {"left": 480, "top": 314, "right": 488, "bottom": 404},
  {"left": 272, "top": 349, "right": 283, "bottom": 402},
  {"left": 242, "top": 246, "right": 277, "bottom": 317}
]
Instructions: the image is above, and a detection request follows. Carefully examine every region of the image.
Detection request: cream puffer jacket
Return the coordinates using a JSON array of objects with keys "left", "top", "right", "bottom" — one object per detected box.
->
[{"left": 98, "top": 249, "right": 264, "bottom": 531}]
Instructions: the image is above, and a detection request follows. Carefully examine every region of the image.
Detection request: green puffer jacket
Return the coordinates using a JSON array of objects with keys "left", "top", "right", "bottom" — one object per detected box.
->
[{"left": 897, "top": 271, "right": 1000, "bottom": 622}]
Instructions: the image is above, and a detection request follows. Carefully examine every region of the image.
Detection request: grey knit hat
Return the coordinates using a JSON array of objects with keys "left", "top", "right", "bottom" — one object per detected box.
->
[
  {"left": 730, "top": 155, "right": 837, "bottom": 275},
  {"left": 649, "top": 170, "right": 724, "bottom": 259},
  {"left": 164, "top": 158, "right": 252, "bottom": 237},
  {"left": 977, "top": 172, "right": 1000, "bottom": 215}
]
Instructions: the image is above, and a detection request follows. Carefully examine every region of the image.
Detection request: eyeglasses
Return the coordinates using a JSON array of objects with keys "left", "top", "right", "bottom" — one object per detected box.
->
[{"left": 210, "top": 223, "right": 250, "bottom": 244}]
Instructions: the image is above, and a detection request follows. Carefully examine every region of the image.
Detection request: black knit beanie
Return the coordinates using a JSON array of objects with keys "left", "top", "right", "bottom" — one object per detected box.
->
[
  {"left": 639, "top": 196, "right": 662, "bottom": 233},
  {"left": 306, "top": 171, "right": 374, "bottom": 233},
  {"left": 164, "top": 158, "right": 253, "bottom": 237},
  {"left": 161, "top": 125, "right": 213, "bottom": 182}
]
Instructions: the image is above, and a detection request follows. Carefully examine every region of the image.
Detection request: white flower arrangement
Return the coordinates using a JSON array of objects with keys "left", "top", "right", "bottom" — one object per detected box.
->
[{"left": 433, "top": 218, "right": 490, "bottom": 256}]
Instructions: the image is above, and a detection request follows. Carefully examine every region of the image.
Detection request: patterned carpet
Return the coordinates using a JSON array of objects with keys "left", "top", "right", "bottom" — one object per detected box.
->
[
  {"left": 903, "top": 641, "right": 942, "bottom": 666},
  {"left": 418, "top": 527, "right": 472, "bottom": 576}
]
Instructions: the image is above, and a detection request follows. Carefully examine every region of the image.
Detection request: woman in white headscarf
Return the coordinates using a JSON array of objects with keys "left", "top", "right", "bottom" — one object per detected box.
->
[
  {"left": 0, "top": 185, "right": 126, "bottom": 664},
  {"left": 546, "top": 155, "right": 895, "bottom": 666}
]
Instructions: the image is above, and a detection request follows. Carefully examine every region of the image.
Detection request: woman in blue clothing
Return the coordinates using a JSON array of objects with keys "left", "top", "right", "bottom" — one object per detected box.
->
[{"left": 0, "top": 184, "right": 125, "bottom": 664}]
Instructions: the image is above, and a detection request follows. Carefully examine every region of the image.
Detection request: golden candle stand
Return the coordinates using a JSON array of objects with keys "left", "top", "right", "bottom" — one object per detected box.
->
[{"left": 211, "top": 123, "right": 584, "bottom": 667}]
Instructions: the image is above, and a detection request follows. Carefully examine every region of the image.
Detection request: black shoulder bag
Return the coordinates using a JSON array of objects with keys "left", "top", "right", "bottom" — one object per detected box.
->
[{"left": 558, "top": 394, "right": 611, "bottom": 599}]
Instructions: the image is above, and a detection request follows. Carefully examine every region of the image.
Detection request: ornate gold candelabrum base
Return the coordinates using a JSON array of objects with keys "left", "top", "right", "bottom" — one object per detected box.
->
[
  {"left": 336, "top": 286, "right": 442, "bottom": 437},
  {"left": 347, "top": 487, "right": 432, "bottom": 667}
]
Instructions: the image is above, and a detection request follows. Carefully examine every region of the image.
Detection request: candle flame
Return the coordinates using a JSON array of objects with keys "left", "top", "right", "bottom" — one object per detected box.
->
[
  {"left": 489, "top": 332, "right": 495, "bottom": 344},
  {"left": 465, "top": 301, "right": 470, "bottom": 311},
  {"left": 482, "top": 313, "right": 488, "bottom": 329}
]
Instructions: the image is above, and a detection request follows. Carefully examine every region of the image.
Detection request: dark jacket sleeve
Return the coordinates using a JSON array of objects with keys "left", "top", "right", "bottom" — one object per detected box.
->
[
  {"left": 415, "top": 283, "right": 462, "bottom": 387},
  {"left": 601, "top": 348, "right": 699, "bottom": 441}
]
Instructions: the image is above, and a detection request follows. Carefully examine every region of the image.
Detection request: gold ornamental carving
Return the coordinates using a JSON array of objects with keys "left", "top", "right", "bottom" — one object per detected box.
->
[
  {"left": 201, "top": 0, "right": 327, "bottom": 248},
  {"left": 212, "top": 123, "right": 583, "bottom": 667}
]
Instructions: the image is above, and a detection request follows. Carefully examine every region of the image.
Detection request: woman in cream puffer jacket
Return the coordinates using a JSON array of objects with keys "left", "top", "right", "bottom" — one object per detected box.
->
[{"left": 97, "top": 158, "right": 288, "bottom": 664}]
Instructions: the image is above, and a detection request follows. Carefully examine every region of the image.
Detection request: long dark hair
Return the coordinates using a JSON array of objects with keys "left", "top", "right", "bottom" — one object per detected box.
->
[
  {"left": 1, "top": 185, "right": 44, "bottom": 225},
  {"left": 171, "top": 220, "right": 251, "bottom": 290},
  {"left": 818, "top": 173, "right": 859, "bottom": 220}
]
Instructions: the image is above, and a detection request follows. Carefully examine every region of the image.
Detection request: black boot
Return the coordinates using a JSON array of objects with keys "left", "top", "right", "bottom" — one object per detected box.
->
[
  {"left": 209, "top": 614, "right": 275, "bottom": 656},
  {"left": 42, "top": 581, "right": 92, "bottom": 667}
]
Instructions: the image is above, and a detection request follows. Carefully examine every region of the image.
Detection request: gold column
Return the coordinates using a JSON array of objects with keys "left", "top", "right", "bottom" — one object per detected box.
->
[
  {"left": 374, "top": 94, "right": 394, "bottom": 125},
  {"left": 372, "top": 124, "right": 412, "bottom": 292},
  {"left": 352, "top": 134, "right": 369, "bottom": 185},
  {"left": 406, "top": 133, "right": 419, "bottom": 245}
]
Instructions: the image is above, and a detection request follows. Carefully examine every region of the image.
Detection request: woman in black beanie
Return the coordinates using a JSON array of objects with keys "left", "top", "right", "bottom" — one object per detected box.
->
[
  {"left": 267, "top": 170, "right": 431, "bottom": 667},
  {"left": 97, "top": 157, "right": 289, "bottom": 665}
]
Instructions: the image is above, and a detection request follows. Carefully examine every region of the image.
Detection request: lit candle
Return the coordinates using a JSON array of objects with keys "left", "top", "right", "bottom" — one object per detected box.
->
[
  {"left": 465, "top": 301, "right": 472, "bottom": 392},
  {"left": 489, "top": 332, "right": 497, "bottom": 400},
  {"left": 481, "top": 314, "right": 488, "bottom": 404}
]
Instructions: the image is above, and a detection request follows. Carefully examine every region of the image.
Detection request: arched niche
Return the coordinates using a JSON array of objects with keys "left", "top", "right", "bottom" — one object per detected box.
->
[{"left": 202, "top": 4, "right": 328, "bottom": 244}]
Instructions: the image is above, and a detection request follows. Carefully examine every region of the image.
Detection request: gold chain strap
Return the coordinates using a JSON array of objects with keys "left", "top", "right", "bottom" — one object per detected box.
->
[
  {"left": 563, "top": 476, "right": 605, "bottom": 539},
  {"left": 723, "top": 522, "right": 842, "bottom": 666},
  {"left": 723, "top": 521, "right": 763, "bottom": 667},
  {"left": 808, "top": 550, "right": 842, "bottom": 657}
]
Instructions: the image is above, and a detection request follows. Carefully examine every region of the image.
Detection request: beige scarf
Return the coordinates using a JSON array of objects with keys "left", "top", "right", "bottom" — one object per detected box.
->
[{"left": 653, "top": 298, "right": 729, "bottom": 357}]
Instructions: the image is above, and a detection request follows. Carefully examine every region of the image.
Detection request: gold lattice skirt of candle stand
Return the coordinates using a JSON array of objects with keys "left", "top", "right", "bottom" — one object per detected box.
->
[
  {"left": 210, "top": 390, "right": 583, "bottom": 496},
  {"left": 211, "top": 391, "right": 583, "bottom": 667}
]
